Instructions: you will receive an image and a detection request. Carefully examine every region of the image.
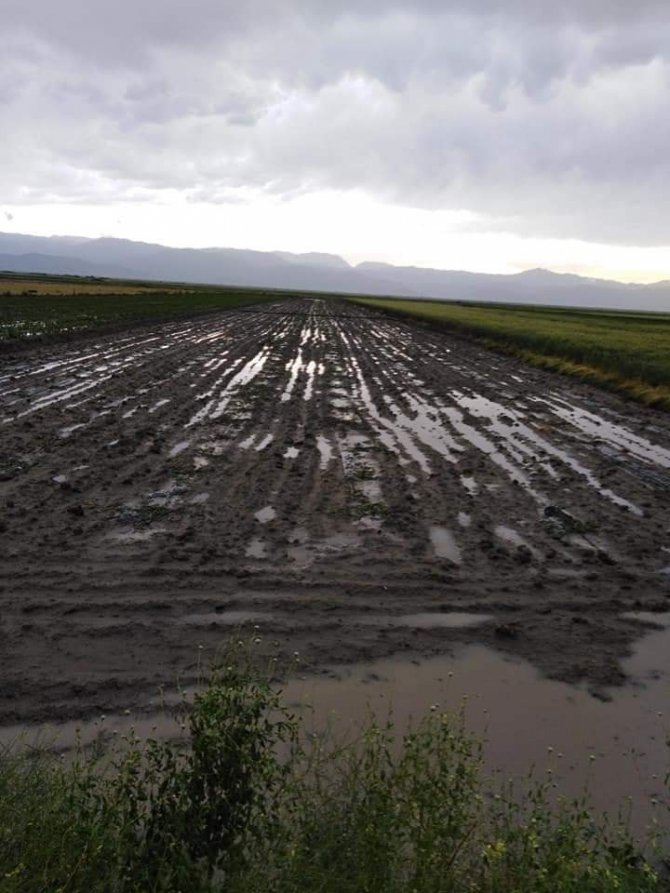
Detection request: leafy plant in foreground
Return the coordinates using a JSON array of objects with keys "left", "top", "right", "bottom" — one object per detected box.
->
[{"left": 0, "top": 643, "right": 667, "bottom": 892}]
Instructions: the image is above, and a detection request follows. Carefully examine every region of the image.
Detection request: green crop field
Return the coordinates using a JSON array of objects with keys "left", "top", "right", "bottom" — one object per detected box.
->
[
  {"left": 351, "top": 297, "right": 670, "bottom": 408},
  {"left": 0, "top": 274, "right": 287, "bottom": 341}
]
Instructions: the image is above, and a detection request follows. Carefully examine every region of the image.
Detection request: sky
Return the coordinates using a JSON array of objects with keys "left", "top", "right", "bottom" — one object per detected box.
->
[{"left": 1, "top": 1, "right": 669, "bottom": 283}]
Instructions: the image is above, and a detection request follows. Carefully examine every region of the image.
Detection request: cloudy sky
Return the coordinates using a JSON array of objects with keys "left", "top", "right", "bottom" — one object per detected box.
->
[{"left": 2, "top": 1, "right": 669, "bottom": 282}]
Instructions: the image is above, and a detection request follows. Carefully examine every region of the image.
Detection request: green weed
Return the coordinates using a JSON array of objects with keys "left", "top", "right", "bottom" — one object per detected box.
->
[
  {"left": 0, "top": 646, "right": 667, "bottom": 892},
  {"left": 0, "top": 284, "right": 286, "bottom": 342}
]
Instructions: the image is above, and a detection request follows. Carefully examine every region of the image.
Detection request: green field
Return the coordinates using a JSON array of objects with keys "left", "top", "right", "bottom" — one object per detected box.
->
[
  {"left": 351, "top": 297, "right": 670, "bottom": 408},
  {"left": 0, "top": 274, "right": 288, "bottom": 341}
]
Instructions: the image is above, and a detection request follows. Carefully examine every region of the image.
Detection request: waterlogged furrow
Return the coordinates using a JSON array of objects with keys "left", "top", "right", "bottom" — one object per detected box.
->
[
  {"left": 2, "top": 296, "right": 670, "bottom": 730},
  {"left": 343, "top": 314, "right": 659, "bottom": 515},
  {"left": 1, "top": 310, "right": 285, "bottom": 431},
  {"left": 1, "top": 330, "right": 189, "bottom": 424},
  {"left": 338, "top": 324, "right": 538, "bottom": 496},
  {"left": 280, "top": 309, "right": 328, "bottom": 405},
  {"left": 339, "top": 329, "right": 433, "bottom": 472},
  {"left": 539, "top": 396, "right": 670, "bottom": 469},
  {"left": 453, "top": 392, "right": 642, "bottom": 515}
]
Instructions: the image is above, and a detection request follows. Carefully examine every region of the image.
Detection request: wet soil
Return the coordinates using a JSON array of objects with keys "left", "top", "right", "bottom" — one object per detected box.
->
[{"left": 1, "top": 297, "right": 669, "bottom": 724}]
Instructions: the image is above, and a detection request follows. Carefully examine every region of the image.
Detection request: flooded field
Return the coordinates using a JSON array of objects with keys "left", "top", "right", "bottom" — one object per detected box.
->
[
  {"left": 1, "top": 297, "right": 669, "bottom": 728},
  {"left": 2, "top": 614, "right": 668, "bottom": 844}
]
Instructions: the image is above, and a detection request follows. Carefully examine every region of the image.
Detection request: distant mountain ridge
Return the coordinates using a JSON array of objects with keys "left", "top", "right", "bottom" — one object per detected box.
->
[{"left": 1, "top": 231, "right": 669, "bottom": 312}]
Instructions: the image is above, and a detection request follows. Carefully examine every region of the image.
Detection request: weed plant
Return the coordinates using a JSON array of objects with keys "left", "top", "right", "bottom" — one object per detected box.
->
[{"left": 0, "top": 642, "right": 667, "bottom": 892}]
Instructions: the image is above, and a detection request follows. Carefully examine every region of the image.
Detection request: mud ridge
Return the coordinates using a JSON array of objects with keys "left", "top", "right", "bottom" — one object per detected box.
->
[{"left": 1, "top": 297, "right": 669, "bottom": 723}]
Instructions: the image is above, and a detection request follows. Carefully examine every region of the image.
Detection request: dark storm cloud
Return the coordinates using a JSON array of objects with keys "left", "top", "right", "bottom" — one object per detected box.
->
[{"left": 2, "top": 1, "right": 669, "bottom": 242}]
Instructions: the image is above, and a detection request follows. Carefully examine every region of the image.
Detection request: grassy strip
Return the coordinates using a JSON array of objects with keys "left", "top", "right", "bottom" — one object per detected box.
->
[
  {"left": 0, "top": 275, "right": 168, "bottom": 296},
  {"left": 1, "top": 646, "right": 667, "bottom": 892},
  {"left": 351, "top": 298, "right": 670, "bottom": 409},
  {"left": 0, "top": 283, "right": 286, "bottom": 341}
]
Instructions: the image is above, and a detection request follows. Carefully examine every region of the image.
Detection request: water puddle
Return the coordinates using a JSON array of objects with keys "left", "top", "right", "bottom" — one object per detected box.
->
[
  {"left": 285, "top": 525, "right": 306, "bottom": 543},
  {"left": 622, "top": 611, "right": 670, "bottom": 629},
  {"left": 281, "top": 349, "right": 304, "bottom": 402},
  {"left": 316, "top": 435, "right": 334, "bottom": 470},
  {"left": 322, "top": 532, "right": 361, "bottom": 551},
  {"left": 193, "top": 456, "right": 209, "bottom": 470},
  {"left": 495, "top": 525, "right": 541, "bottom": 559},
  {"left": 255, "top": 434, "right": 274, "bottom": 452},
  {"left": 622, "top": 612, "right": 670, "bottom": 685},
  {"left": 342, "top": 350, "right": 445, "bottom": 473},
  {"left": 109, "top": 528, "right": 167, "bottom": 543},
  {"left": 255, "top": 506, "right": 277, "bottom": 524},
  {"left": 148, "top": 397, "right": 171, "bottom": 414},
  {"left": 59, "top": 423, "right": 86, "bottom": 438},
  {"left": 443, "top": 399, "right": 538, "bottom": 495},
  {"left": 288, "top": 623, "right": 670, "bottom": 840},
  {"left": 188, "top": 348, "right": 271, "bottom": 426},
  {"left": 429, "top": 526, "right": 462, "bottom": 564},
  {"left": 246, "top": 538, "right": 268, "bottom": 559},
  {"left": 179, "top": 610, "right": 273, "bottom": 627},
  {"left": 303, "top": 360, "right": 323, "bottom": 402},
  {"left": 169, "top": 440, "right": 191, "bottom": 458},
  {"left": 546, "top": 399, "right": 670, "bottom": 469},
  {"left": 460, "top": 475, "right": 478, "bottom": 496},
  {"left": 360, "top": 613, "right": 492, "bottom": 629},
  {"left": 452, "top": 391, "right": 642, "bottom": 514},
  {"left": 457, "top": 512, "right": 471, "bottom": 528}
]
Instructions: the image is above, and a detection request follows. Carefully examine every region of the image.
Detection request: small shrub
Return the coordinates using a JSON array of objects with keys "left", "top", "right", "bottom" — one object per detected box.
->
[{"left": 0, "top": 646, "right": 666, "bottom": 892}]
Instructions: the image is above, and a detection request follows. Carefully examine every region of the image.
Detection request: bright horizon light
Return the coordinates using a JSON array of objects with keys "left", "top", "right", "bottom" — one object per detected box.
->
[{"left": 2, "top": 190, "right": 669, "bottom": 286}]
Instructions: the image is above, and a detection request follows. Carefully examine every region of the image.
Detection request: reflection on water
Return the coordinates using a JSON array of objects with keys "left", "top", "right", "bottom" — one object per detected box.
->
[
  {"left": 254, "top": 505, "right": 277, "bottom": 524},
  {"left": 494, "top": 524, "right": 541, "bottom": 559},
  {"left": 288, "top": 621, "right": 670, "bottom": 841},
  {"left": 429, "top": 526, "right": 462, "bottom": 564},
  {"left": 1, "top": 616, "right": 668, "bottom": 845},
  {"left": 316, "top": 435, "right": 333, "bottom": 469},
  {"left": 179, "top": 610, "right": 273, "bottom": 626},
  {"left": 246, "top": 537, "right": 267, "bottom": 559},
  {"left": 358, "top": 612, "right": 493, "bottom": 629}
]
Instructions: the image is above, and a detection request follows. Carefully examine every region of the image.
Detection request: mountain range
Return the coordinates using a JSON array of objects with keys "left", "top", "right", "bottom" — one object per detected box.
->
[{"left": 1, "top": 231, "right": 669, "bottom": 312}]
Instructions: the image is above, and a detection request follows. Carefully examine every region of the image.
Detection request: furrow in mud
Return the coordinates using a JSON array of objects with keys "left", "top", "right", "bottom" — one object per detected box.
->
[{"left": 1, "top": 298, "right": 669, "bottom": 722}]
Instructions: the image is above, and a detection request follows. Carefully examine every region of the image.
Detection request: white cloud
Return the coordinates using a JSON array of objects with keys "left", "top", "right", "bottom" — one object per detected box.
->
[{"left": 1, "top": 1, "right": 669, "bottom": 275}]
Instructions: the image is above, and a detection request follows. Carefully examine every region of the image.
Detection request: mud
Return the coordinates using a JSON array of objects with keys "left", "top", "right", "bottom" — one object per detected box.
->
[{"left": 1, "top": 297, "right": 669, "bottom": 724}]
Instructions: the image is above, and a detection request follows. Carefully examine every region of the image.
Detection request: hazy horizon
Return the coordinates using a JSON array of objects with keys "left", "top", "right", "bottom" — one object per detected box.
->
[{"left": 3, "top": 227, "right": 670, "bottom": 287}]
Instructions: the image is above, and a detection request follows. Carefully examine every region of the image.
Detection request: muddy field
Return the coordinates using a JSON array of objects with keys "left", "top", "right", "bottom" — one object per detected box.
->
[{"left": 1, "top": 297, "right": 669, "bottom": 725}]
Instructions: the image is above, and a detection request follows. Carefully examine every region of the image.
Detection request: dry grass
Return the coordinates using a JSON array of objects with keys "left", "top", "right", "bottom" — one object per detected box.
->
[{"left": 0, "top": 276, "right": 189, "bottom": 296}]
